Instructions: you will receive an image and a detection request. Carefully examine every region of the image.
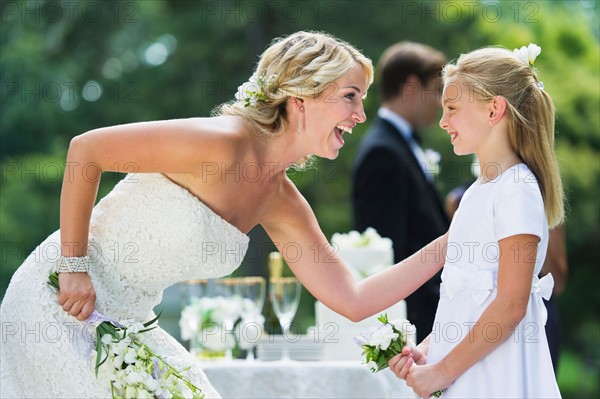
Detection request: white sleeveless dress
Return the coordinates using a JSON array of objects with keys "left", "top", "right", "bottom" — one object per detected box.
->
[
  {"left": 427, "top": 164, "right": 561, "bottom": 398},
  {"left": 0, "top": 173, "right": 249, "bottom": 398}
]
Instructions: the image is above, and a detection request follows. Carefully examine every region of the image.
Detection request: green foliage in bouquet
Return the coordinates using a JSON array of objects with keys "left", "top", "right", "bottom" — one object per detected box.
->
[{"left": 355, "top": 313, "right": 441, "bottom": 397}]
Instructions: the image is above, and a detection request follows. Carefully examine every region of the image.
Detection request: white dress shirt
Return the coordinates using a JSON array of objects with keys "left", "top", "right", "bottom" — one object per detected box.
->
[{"left": 377, "top": 107, "right": 437, "bottom": 181}]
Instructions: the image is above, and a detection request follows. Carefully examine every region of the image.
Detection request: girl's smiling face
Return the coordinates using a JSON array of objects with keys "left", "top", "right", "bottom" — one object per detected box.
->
[{"left": 439, "top": 79, "right": 491, "bottom": 156}]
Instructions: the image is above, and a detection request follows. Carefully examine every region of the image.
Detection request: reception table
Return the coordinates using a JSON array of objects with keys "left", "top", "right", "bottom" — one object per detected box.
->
[{"left": 199, "top": 359, "right": 416, "bottom": 398}]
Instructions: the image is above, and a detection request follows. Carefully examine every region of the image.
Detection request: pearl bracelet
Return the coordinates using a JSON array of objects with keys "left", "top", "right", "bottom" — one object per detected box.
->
[{"left": 56, "top": 255, "right": 90, "bottom": 273}]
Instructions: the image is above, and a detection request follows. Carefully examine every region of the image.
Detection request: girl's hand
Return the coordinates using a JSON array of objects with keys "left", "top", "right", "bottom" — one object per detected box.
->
[
  {"left": 389, "top": 345, "right": 427, "bottom": 380},
  {"left": 406, "top": 363, "right": 452, "bottom": 398},
  {"left": 57, "top": 272, "right": 96, "bottom": 321}
]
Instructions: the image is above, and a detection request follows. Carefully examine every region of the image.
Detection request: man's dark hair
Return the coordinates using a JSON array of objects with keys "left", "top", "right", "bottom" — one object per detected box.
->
[{"left": 378, "top": 42, "right": 447, "bottom": 101}]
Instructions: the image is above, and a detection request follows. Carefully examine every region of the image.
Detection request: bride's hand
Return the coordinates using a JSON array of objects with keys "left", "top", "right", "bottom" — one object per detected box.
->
[
  {"left": 57, "top": 272, "right": 96, "bottom": 321},
  {"left": 389, "top": 345, "right": 427, "bottom": 380}
]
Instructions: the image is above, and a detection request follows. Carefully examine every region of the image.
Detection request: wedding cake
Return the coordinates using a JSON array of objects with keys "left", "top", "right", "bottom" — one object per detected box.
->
[{"left": 313, "top": 228, "right": 411, "bottom": 361}]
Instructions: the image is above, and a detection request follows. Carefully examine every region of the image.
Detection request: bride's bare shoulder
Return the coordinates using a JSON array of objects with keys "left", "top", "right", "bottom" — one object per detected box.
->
[
  {"left": 187, "top": 115, "right": 250, "bottom": 142},
  {"left": 185, "top": 115, "right": 254, "bottom": 160},
  {"left": 187, "top": 115, "right": 248, "bottom": 134}
]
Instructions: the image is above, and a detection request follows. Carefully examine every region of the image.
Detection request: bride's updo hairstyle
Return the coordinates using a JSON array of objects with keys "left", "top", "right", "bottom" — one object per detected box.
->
[
  {"left": 442, "top": 47, "right": 564, "bottom": 227},
  {"left": 220, "top": 31, "right": 373, "bottom": 139}
]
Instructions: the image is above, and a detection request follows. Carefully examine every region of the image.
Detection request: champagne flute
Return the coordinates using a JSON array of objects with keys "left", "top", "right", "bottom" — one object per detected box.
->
[
  {"left": 238, "top": 277, "right": 266, "bottom": 360},
  {"left": 215, "top": 278, "right": 241, "bottom": 360},
  {"left": 269, "top": 277, "right": 301, "bottom": 361},
  {"left": 239, "top": 277, "right": 266, "bottom": 312},
  {"left": 179, "top": 279, "right": 213, "bottom": 357},
  {"left": 179, "top": 279, "right": 211, "bottom": 306}
]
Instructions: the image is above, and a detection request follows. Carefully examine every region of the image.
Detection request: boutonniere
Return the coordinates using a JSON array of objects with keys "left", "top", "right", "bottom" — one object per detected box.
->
[{"left": 424, "top": 148, "right": 441, "bottom": 176}]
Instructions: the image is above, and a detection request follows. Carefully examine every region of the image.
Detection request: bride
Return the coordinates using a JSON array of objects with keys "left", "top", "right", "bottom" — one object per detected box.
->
[{"left": 1, "top": 31, "right": 448, "bottom": 398}]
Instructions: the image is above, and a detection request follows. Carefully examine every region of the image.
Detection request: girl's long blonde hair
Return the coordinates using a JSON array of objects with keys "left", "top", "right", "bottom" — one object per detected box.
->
[{"left": 442, "top": 47, "right": 564, "bottom": 227}]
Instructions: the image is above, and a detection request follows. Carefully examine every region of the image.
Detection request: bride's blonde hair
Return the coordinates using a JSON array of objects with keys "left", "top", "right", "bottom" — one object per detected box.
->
[
  {"left": 219, "top": 31, "right": 373, "bottom": 141},
  {"left": 442, "top": 47, "right": 564, "bottom": 227}
]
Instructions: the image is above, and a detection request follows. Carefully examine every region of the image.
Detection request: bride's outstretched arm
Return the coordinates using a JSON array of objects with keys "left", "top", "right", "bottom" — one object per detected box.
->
[{"left": 262, "top": 179, "right": 447, "bottom": 322}]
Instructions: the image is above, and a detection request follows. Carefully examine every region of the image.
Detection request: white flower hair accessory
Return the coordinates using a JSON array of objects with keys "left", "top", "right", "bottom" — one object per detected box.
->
[
  {"left": 514, "top": 43, "right": 544, "bottom": 90},
  {"left": 234, "top": 74, "right": 277, "bottom": 107},
  {"left": 514, "top": 43, "right": 542, "bottom": 66}
]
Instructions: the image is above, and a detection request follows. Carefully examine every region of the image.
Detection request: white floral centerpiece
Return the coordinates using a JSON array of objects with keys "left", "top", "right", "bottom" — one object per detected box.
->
[
  {"left": 180, "top": 296, "right": 264, "bottom": 359},
  {"left": 331, "top": 227, "right": 393, "bottom": 279}
]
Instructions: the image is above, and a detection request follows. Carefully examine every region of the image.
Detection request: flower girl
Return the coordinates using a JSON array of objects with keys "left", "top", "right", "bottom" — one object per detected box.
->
[{"left": 388, "top": 44, "right": 563, "bottom": 398}]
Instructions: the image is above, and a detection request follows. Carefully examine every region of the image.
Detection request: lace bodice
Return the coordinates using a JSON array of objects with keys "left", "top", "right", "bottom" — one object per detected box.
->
[{"left": 87, "top": 173, "right": 249, "bottom": 320}]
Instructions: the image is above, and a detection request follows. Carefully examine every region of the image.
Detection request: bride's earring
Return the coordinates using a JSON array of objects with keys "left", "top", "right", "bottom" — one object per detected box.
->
[{"left": 298, "top": 105, "right": 304, "bottom": 135}]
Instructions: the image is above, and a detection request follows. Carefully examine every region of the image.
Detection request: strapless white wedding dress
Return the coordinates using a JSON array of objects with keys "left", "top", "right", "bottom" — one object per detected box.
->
[{"left": 0, "top": 173, "right": 249, "bottom": 398}]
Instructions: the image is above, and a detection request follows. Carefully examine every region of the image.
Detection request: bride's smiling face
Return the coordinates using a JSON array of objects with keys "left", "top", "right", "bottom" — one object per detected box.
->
[{"left": 302, "top": 65, "right": 368, "bottom": 159}]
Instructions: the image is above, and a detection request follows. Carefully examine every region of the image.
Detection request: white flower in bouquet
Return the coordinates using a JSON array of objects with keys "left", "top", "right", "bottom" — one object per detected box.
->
[
  {"left": 119, "top": 319, "right": 145, "bottom": 334},
  {"left": 98, "top": 326, "right": 204, "bottom": 398},
  {"left": 355, "top": 313, "right": 441, "bottom": 397},
  {"left": 355, "top": 313, "right": 417, "bottom": 372},
  {"left": 390, "top": 318, "right": 416, "bottom": 343},
  {"left": 369, "top": 323, "right": 399, "bottom": 351}
]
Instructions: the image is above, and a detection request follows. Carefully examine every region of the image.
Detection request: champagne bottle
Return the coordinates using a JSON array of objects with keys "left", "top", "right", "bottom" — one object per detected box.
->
[
  {"left": 264, "top": 251, "right": 283, "bottom": 335},
  {"left": 268, "top": 251, "right": 283, "bottom": 278}
]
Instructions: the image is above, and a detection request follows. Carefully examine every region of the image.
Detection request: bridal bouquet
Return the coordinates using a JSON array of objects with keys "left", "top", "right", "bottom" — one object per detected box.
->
[
  {"left": 354, "top": 313, "right": 442, "bottom": 398},
  {"left": 48, "top": 272, "right": 204, "bottom": 399}
]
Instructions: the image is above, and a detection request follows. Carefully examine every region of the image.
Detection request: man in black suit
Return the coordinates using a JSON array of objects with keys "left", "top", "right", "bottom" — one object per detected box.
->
[{"left": 352, "top": 42, "right": 448, "bottom": 342}]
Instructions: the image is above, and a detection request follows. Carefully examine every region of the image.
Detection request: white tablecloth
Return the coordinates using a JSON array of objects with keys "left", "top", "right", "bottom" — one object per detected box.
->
[{"left": 200, "top": 360, "right": 416, "bottom": 398}]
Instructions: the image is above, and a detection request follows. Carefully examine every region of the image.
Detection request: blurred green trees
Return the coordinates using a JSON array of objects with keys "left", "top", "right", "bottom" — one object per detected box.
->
[{"left": 2, "top": 1, "right": 598, "bottom": 397}]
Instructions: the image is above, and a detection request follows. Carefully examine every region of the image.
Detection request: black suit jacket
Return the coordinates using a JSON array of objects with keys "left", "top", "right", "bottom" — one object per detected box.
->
[{"left": 352, "top": 116, "right": 449, "bottom": 341}]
